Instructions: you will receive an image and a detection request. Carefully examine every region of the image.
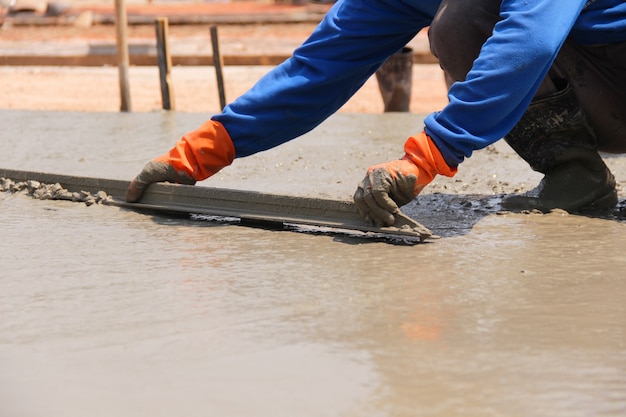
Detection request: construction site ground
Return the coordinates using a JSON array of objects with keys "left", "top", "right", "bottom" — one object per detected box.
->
[
  {"left": 2, "top": 3, "right": 626, "bottom": 417},
  {"left": 0, "top": 0, "right": 447, "bottom": 113}
]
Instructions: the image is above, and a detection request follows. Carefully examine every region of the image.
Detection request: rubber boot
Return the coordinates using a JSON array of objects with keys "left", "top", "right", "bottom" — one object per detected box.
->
[
  {"left": 375, "top": 47, "right": 413, "bottom": 112},
  {"left": 501, "top": 80, "right": 617, "bottom": 212}
]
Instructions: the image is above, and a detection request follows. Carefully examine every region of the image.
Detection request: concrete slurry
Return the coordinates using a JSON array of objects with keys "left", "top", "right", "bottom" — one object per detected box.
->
[{"left": 1, "top": 109, "right": 625, "bottom": 417}]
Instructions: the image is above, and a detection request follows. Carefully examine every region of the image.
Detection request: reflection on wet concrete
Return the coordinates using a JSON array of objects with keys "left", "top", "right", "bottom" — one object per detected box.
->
[{"left": 1, "top": 111, "right": 625, "bottom": 416}]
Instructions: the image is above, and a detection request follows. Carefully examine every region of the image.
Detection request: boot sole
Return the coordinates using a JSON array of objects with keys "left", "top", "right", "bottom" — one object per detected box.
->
[
  {"left": 578, "top": 188, "right": 619, "bottom": 212},
  {"left": 501, "top": 187, "right": 618, "bottom": 213}
]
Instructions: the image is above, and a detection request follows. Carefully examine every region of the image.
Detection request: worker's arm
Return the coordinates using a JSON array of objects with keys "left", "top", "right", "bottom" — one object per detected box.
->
[
  {"left": 427, "top": 0, "right": 591, "bottom": 165},
  {"left": 126, "top": 0, "right": 438, "bottom": 202},
  {"left": 355, "top": 0, "right": 594, "bottom": 225}
]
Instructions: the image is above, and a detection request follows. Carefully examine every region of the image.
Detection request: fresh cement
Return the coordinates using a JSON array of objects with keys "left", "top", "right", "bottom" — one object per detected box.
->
[{"left": 1, "top": 110, "right": 625, "bottom": 416}]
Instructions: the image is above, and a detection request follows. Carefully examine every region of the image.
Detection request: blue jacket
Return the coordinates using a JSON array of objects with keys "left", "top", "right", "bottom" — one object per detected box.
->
[{"left": 213, "top": 0, "right": 626, "bottom": 167}]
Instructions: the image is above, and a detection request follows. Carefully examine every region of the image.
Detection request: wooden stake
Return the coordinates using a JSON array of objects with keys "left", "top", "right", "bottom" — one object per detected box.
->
[
  {"left": 210, "top": 25, "right": 226, "bottom": 110},
  {"left": 114, "top": 0, "right": 131, "bottom": 112},
  {"left": 155, "top": 17, "right": 175, "bottom": 110}
]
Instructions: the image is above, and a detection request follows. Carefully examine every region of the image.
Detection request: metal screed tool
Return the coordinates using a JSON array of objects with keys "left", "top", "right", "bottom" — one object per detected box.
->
[{"left": 1, "top": 168, "right": 434, "bottom": 243}]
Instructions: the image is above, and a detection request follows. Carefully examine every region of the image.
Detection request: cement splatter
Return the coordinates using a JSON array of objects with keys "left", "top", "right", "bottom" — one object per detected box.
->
[{"left": 0, "top": 177, "right": 110, "bottom": 206}]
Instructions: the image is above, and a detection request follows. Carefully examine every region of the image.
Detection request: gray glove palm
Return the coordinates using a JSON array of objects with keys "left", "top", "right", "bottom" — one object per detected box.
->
[
  {"left": 125, "top": 161, "right": 196, "bottom": 203},
  {"left": 354, "top": 166, "right": 418, "bottom": 227}
]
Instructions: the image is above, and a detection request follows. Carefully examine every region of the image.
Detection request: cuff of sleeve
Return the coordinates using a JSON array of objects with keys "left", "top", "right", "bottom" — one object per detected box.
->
[
  {"left": 155, "top": 120, "right": 236, "bottom": 181},
  {"left": 403, "top": 131, "right": 458, "bottom": 180}
]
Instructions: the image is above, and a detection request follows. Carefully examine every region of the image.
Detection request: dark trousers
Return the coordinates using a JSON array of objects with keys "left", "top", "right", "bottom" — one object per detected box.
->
[{"left": 428, "top": 0, "right": 626, "bottom": 153}]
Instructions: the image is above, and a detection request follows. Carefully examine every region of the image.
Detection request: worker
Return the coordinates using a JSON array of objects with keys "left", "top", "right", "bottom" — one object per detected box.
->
[{"left": 126, "top": 0, "right": 626, "bottom": 227}]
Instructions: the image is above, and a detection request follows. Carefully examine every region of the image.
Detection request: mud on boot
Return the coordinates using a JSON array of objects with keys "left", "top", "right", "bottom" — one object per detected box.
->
[
  {"left": 501, "top": 151, "right": 618, "bottom": 212},
  {"left": 501, "top": 80, "right": 618, "bottom": 213}
]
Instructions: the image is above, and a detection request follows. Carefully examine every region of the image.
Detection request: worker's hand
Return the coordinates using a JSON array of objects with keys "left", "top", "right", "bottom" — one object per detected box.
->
[
  {"left": 125, "top": 161, "right": 196, "bottom": 203},
  {"left": 125, "top": 120, "right": 236, "bottom": 203},
  {"left": 353, "top": 131, "right": 457, "bottom": 226},
  {"left": 354, "top": 159, "right": 421, "bottom": 226}
]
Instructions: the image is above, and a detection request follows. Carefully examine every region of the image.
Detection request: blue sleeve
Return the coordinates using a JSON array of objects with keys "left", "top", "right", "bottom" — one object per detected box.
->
[
  {"left": 425, "top": 0, "right": 589, "bottom": 167},
  {"left": 212, "top": 0, "right": 438, "bottom": 158},
  {"left": 571, "top": 0, "right": 626, "bottom": 45}
]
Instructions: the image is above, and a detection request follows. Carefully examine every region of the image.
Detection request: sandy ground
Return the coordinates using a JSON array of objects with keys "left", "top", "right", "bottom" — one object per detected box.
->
[
  {"left": 0, "top": 21, "right": 448, "bottom": 113},
  {"left": 0, "top": 63, "right": 448, "bottom": 114}
]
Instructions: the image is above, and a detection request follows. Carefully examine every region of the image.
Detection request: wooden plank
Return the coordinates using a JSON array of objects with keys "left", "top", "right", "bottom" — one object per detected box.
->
[
  {"left": 155, "top": 17, "right": 175, "bottom": 110},
  {"left": 210, "top": 25, "right": 227, "bottom": 110},
  {"left": 114, "top": 0, "right": 132, "bottom": 111},
  {"left": 0, "top": 52, "right": 438, "bottom": 67}
]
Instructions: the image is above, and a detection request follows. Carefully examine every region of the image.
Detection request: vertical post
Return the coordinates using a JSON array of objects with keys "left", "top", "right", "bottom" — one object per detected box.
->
[
  {"left": 210, "top": 25, "right": 226, "bottom": 110},
  {"left": 155, "top": 17, "right": 175, "bottom": 110},
  {"left": 114, "top": 0, "right": 131, "bottom": 112}
]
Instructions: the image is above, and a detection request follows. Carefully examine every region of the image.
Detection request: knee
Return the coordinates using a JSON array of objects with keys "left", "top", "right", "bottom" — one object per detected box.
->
[
  {"left": 429, "top": 3, "right": 467, "bottom": 62},
  {"left": 429, "top": 0, "right": 501, "bottom": 82}
]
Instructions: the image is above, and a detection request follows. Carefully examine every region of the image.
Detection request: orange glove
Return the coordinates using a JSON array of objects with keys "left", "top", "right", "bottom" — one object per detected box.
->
[
  {"left": 126, "top": 120, "right": 235, "bottom": 202},
  {"left": 353, "top": 131, "right": 457, "bottom": 226}
]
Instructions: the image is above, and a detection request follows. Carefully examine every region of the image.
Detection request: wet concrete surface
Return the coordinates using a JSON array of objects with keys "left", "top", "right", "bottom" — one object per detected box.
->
[{"left": 1, "top": 110, "right": 626, "bottom": 416}]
